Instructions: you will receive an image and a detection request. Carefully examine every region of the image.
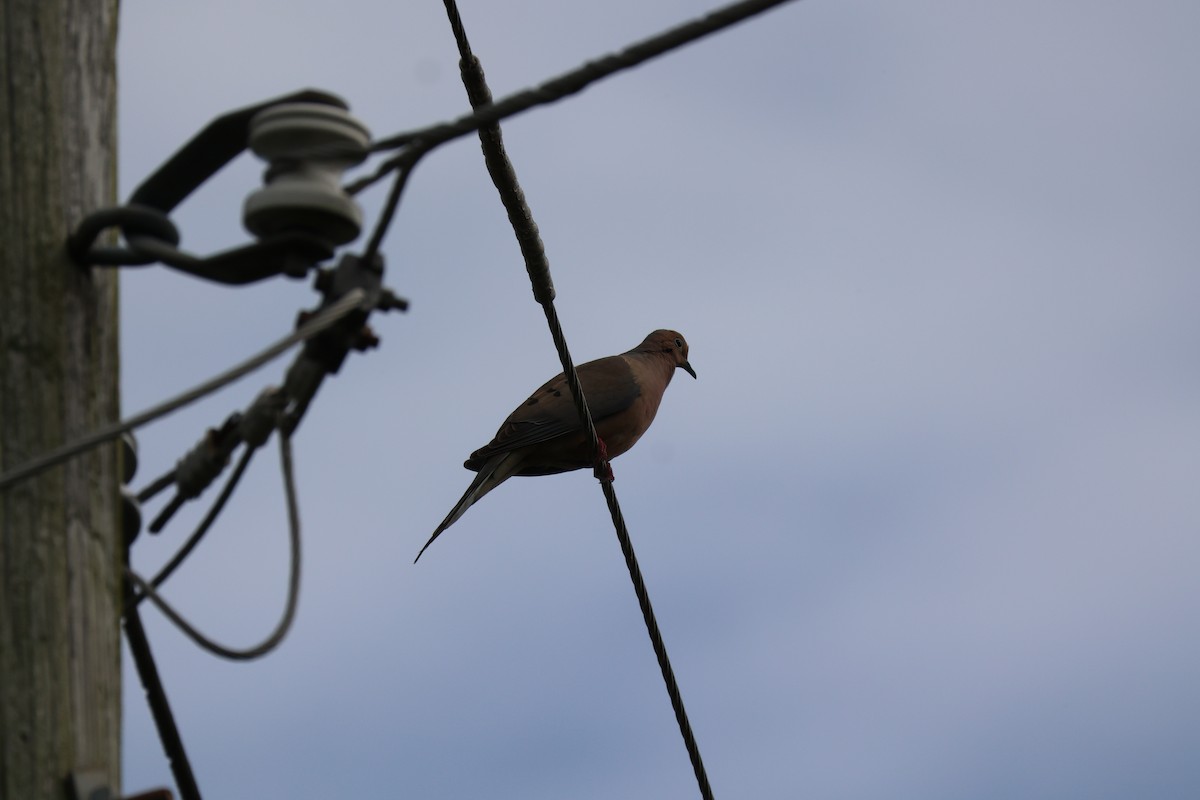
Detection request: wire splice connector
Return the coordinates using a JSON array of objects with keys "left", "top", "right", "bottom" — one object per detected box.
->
[{"left": 240, "top": 387, "right": 286, "bottom": 448}]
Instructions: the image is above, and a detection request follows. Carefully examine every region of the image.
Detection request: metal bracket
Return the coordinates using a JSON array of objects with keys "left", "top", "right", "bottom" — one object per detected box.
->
[{"left": 68, "top": 88, "right": 370, "bottom": 285}]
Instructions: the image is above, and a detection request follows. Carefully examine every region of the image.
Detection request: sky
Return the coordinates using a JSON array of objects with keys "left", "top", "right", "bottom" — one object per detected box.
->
[{"left": 116, "top": 1, "right": 1200, "bottom": 798}]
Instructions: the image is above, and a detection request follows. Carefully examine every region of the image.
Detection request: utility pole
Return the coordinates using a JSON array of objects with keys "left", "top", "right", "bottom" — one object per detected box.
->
[{"left": 0, "top": 1, "right": 122, "bottom": 798}]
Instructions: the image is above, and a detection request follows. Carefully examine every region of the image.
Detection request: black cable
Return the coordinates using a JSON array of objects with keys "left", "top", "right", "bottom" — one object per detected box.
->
[
  {"left": 440, "top": 2, "right": 718, "bottom": 797},
  {"left": 360, "top": 147, "right": 425, "bottom": 267},
  {"left": 348, "top": 0, "right": 797, "bottom": 202},
  {"left": 599, "top": 479, "right": 712, "bottom": 798},
  {"left": 123, "top": 574, "right": 204, "bottom": 800},
  {"left": 137, "top": 469, "right": 178, "bottom": 504}
]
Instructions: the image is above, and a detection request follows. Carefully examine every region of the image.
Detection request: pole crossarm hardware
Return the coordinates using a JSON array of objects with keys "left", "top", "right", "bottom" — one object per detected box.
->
[{"left": 68, "top": 89, "right": 369, "bottom": 285}]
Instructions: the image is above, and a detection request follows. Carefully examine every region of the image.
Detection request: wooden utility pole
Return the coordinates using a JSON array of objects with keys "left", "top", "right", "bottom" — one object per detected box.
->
[{"left": 0, "top": 1, "right": 122, "bottom": 798}]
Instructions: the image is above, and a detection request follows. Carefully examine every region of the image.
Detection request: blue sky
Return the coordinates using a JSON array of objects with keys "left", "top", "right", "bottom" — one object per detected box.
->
[{"left": 117, "top": 1, "right": 1200, "bottom": 798}]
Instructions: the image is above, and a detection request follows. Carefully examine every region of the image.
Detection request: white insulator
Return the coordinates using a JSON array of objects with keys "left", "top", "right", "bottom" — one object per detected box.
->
[{"left": 243, "top": 102, "right": 371, "bottom": 245}]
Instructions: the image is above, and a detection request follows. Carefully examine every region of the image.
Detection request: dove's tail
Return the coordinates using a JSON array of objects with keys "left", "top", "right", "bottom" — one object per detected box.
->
[{"left": 414, "top": 453, "right": 522, "bottom": 563}]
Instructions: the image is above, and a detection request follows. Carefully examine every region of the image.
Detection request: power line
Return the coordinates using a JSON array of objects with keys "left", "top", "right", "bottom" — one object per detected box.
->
[
  {"left": 347, "top": 0, "right": 800, "bottom": 200},
  {"left": 123, "top": 577, "right": 204, "bottom": 800},
  {"left": 437, "top": 2, "right": 754, "bottom": 797}
]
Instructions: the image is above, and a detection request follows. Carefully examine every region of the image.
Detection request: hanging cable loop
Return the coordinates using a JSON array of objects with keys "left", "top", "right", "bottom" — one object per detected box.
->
[{"left": 128, "top": 429, "right": 303, "bottom": 661}]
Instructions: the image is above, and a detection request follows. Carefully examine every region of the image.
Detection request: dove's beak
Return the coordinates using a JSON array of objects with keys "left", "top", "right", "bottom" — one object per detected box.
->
[{"left": 681, "top": 360, "right": 697, "bottom": 379}]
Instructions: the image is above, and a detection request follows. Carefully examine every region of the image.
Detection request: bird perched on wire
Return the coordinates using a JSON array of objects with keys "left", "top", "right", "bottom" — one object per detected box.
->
[{"left": 415, "top": 329, "right": 696, "bottom": 562}]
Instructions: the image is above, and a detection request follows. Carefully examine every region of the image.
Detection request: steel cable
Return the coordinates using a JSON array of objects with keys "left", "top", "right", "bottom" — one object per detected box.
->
[{"left": 439, "top": 2, "right": 734, "bottom": 797}]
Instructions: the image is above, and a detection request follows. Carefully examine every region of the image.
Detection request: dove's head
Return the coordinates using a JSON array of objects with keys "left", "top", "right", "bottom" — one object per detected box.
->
[{"left": 641, "top": 329, "right": 697, "bottom": 379}]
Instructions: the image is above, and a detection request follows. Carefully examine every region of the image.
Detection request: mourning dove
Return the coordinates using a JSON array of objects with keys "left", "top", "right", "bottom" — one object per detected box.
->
[{"left": 415, "top": 329, "right": 696, "bottom": 562}]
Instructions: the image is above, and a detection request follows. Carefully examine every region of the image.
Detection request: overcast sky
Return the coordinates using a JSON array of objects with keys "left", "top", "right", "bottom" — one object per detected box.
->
[{"left": 116, "top": 1, "right": 1199, "bottom": 798}]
